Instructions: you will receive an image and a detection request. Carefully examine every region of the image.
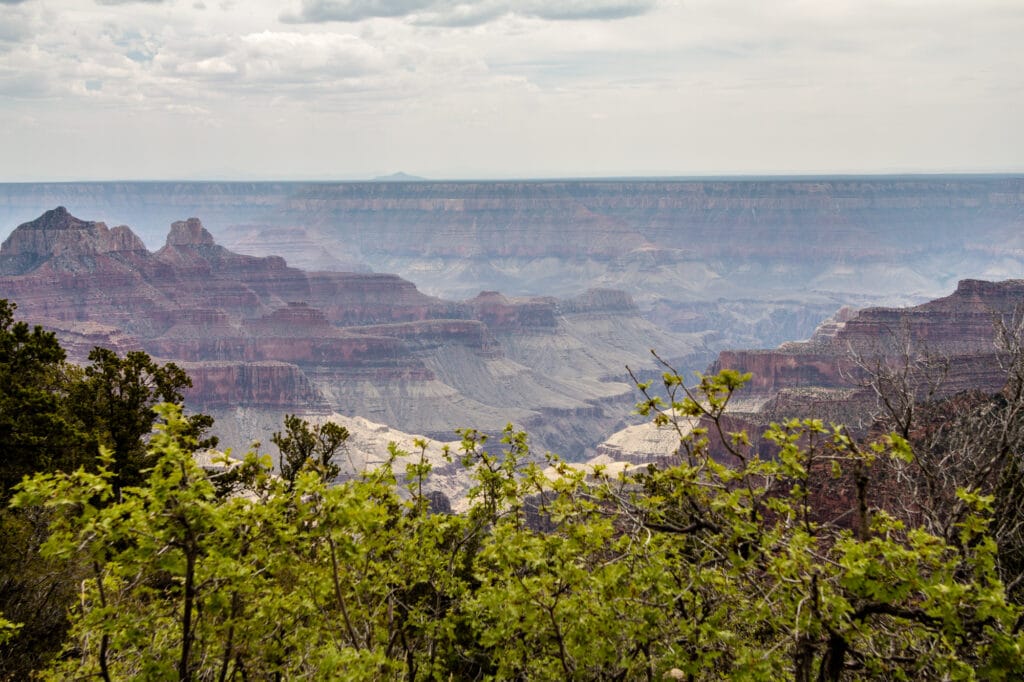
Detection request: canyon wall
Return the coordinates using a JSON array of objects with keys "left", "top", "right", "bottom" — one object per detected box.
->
[
  {"left": 4, "top": 176, "right": 1023, "bottom": 459},
  {"left": 5, "top": 177, "right": 1023, "bottom": 350},
  {"left": 702, "top": 279, "right": 1024, "bottom": 444},
  {"left": 0, "top": 207, "right": 707, "bottom": 458},
  {"left": 594, "top": 279, "right": 1024, "bottom": 466},
  {"left": 713, "top": 279, "right": 1024, "bottom": 398}
]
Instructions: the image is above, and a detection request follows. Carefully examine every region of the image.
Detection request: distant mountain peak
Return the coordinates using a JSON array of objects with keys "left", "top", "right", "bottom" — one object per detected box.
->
[{"left": 371, "top": 171, "right": 426, "bottom": 182}]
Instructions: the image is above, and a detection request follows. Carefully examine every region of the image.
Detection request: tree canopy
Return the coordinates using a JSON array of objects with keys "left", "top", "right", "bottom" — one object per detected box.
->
[
  {"left": 4, "top": 295, "right": 1024, "bottom": 679},
  {"left": 273, "top": 413, "right": 349, "bottom": 486},
  {"left": 9, "top": 374, "right": 1024, "bottom": 680},
  {"left": 0, "top": 300, "right": 82, "bottom": 503},
  {"left": 0, "top": 299, "right": 216, "bottom": 679}
]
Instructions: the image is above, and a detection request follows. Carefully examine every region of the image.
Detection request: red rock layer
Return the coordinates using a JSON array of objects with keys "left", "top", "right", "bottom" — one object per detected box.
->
[
  {"left": 0, "top": 208, "right": 491, "bottom": 410},
  {"left": 467, "top": 292, "right": 558, "bottom": 331},
  {"left": 709, "top": 279, "right": 1024, "bottom": 435},
  {"left": 179, "top": 361, "right": 326, "bottom": 409},
  {"left": 714, "top": 279, "right": 1024, "bottom": 397}
]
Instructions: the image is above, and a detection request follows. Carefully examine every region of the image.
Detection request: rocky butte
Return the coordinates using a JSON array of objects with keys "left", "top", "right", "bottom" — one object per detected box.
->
[{"left": 0, "top": 207, "right": 709, "bottom": 459}]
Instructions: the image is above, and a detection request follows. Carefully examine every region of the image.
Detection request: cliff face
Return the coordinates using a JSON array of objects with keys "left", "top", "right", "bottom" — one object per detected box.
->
[
  {"left": 710, "top": 279, "right": 1024, "bottom": 429},
  {"left": 272, "top": 178, "right": 1024, "bottom": 260},
  {"left": 1, "top": 207, "right": 707, "bottom": 457},
  {"left": 5, "top": 177, "right": 1023, "bottom": 351},
  {"left": 0, "top": 208, "right": 458, "bottom": 418},
  {"left": 713, "top": 350, "right": 844, "bottom": 393},
  {"left": 181, "top": 362, "right": 326, "bottom": 409},
  {"left": 596, "top": 280, "right": 1024, "bottom": 467},
  {"left": 218, "top": 177, "right": 1024, "bottom": 349},
  {"left": 467, "top": 292, "right": 558, "bottom": 331},
  {"left": 1, "top": 208, "right": 458, "bottom": 328}
]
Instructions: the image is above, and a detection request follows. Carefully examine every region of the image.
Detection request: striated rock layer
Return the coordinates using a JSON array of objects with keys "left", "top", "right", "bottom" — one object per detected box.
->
[
  {"left": 219, "top": 176, "right": 1024, "bottom": 348},
  {"left": 594, "top": 279, "right": 1024, "bottom": 466},
  {"left": 698, "top": 279, "right": 1024, "bottom": 444},
  {"left": 713, "top": 279, "right": 1024, "bottom": 397},
  {"left": 0, "top": 207, "right": 709, "bottom": 458},
  {"left": 6, "top": 177, "right": 1024, "bottom": 350}
]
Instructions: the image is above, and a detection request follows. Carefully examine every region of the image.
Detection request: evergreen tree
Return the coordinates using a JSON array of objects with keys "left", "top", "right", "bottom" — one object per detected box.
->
[
  {"left": 69, "top": 347, "right": 210, "bottom": 495},
  {"left": 0, "top": 300, "right": 84, "bottom": 502},
  {"left": 1, "top": 301, "right": 216, "bottom": 678},
  {"left": 272, "top": 413, "right": 349, "bottom": 485}
]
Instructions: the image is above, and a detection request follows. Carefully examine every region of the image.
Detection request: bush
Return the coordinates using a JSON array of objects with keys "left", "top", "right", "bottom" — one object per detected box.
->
[{"left": 10, "top": 367, "right": 1024, "bottom": 680}]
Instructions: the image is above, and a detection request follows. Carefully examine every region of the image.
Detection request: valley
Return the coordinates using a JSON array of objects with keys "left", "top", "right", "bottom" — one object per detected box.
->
[
  {"left": 0, "top": 206, "right": 707, "bottom": 460},
  {"left": 2, "top": 176, "right": 1023, "bottom": 466},
  {"left": 5, "top": 176, "right": 1024, "bottom": 350}
]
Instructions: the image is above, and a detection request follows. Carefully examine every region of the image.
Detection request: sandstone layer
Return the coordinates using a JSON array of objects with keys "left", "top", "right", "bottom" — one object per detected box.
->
[
  {"left": 705, "top": 279, "right": 1024, "bottom": 442},
  {"left": 713, "top": 279, "right": 1024, "bottom": 400},
  {"left": 1, "top": 207, "right": 708, "bottom": 458},
  {"left": 594, "top": 279, "right": 1024, "bottom": 465},
  {"left": 6, "top": 177, "right": 1024, "bottom": 350}
]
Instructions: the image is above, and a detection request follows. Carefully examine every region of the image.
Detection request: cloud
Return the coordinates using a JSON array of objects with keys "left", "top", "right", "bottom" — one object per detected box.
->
[
  {"left": 3, "top": 0, "right": 1023, "bottom": 181},
  {"left": 525, "top": 0, "right": 653, "bottom": 22},
  {"left": 95, "top": 0, "right": 167, "bottom": 5},
  {"left": 283, "top": 0, "right": 432, "bottom": 22},
  {"left": 155, "top": 31, "right": 402, "bottom": 89},
  {"left": 0, "top": 7, "right": 32, "bottom": 45},
  {"left": 283, "top": 0, "right": 656, "bottom": 25}
]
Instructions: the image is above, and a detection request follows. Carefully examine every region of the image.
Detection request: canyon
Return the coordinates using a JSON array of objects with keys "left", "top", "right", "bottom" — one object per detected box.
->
[
  {"left": 2, "top": 176, "right": 1023, "bottom": 467},
  {"left": 0, "top": 207, "right": 706, "bottom": 460},
  {"left": 595, "top": 278, "right": 1024, "bottom": 467},
  {"left": 712, "top": 278, "right": 1024, "bottom": 429},
  {"left": 4, "top": 176, "right": 1023, "bottom": 351}
]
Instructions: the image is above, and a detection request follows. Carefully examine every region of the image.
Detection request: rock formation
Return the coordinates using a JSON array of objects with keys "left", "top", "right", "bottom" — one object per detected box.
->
[
  {"left": 701, "top": 279, "right": 1024, "bottom": 441},
  {"left": 5, "top": 177, "right": 1023, "bottom": 350},
  {"left": 0, "top": 207, "right": 708, "bottom": 458},
  {"left": 713, "top": 279, "right": 1024, "bottom": 400},
  {"left": 220, "top": 177, "right": 1024, "bottom": 347},
  {"left": 593, "top": 279, "right": 1024, "bottom": 467}
]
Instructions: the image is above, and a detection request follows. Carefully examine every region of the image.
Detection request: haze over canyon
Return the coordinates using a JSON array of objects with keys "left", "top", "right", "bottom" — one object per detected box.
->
[{"left": 2, "top": 176, "right": 1023, "bottom": 461}]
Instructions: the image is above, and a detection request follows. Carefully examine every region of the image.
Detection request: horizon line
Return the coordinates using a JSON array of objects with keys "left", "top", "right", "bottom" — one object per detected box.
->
[{"left": 3, "top": 170, "right": 1024, "bottom": 184}]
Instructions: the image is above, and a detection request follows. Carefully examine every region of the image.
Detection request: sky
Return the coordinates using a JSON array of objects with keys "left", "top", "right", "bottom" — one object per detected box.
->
[{"left": 0, "top": 0, "right": 1021, "bottom": 181}]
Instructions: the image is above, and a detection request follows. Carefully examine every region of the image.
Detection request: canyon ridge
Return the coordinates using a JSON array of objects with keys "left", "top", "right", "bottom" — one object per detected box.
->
[
  {"left": 4, "top": 176, "right": 1023, "bottom": 350},
  {"left": 0, "top": 207, "right": 706, "bottom": 459},
  {"left": 2, "top": 176, "right": 1023, "bottom": 461}
]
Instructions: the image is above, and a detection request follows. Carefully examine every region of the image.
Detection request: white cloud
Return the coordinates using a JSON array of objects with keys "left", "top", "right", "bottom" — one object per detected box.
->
[
  {"left": 0, "top": 0, "right": 1021, "bottom": 180},
  {"left": 95, "top": 0, "right": 167, "bottom": 5},
  {"left": 282, "top": 0, "right": 657, "bottom": 25}
]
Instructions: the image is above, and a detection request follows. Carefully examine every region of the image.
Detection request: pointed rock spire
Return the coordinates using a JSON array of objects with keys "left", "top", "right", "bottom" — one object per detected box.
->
[{"left": 20, "top": 206, "right": 91, "bottom": 231}]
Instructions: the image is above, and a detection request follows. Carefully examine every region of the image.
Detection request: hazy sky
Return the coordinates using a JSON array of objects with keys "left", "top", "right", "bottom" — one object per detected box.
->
[{"left": 1, "top": 0, "right": 1021, "bottom": 181}]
